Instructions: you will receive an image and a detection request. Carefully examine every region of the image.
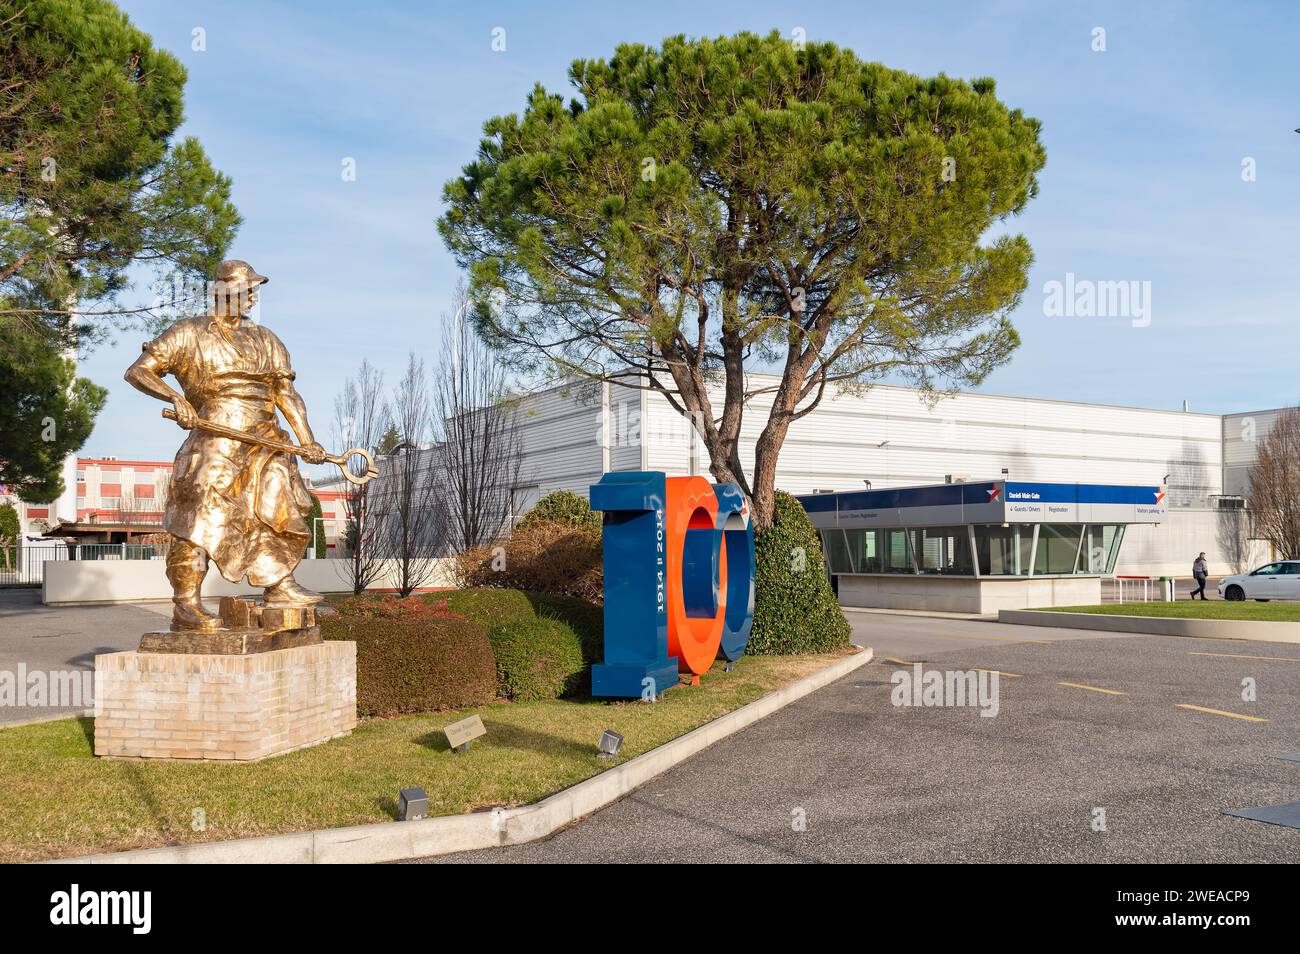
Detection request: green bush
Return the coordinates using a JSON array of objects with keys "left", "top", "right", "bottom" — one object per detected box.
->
[
  {"left": 0, "top": 503, "right": 17, "bottom": 570},
  {"left": 439, "top": 587, "right": 604, "bottom": 667},
  {"left": 304, "top": 493, "right": 325, "bottom": 559},
  {"left": 517, "top": 490, "right": 602, "bottom": 535},
  {"left": 487, "top": 617, "right": 586, "bottom": 701},
  {"left": 321, "top": 615, "right": 496, "bottom": 716},
  {"left": 748, "top": 490, "right": 851, "bottom": 655}
]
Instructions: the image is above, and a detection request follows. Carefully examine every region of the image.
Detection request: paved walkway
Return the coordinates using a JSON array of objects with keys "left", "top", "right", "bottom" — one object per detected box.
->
[
  {"left": 414, "top": 612, "right": 1300, "bottom": 863},
  {"left": 0, "top": 589, "right": 167, "bottom": 723}
]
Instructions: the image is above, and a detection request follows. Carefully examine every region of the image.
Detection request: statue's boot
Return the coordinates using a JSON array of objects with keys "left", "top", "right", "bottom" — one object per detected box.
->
[
  {"left": 263, "top": 575, "right": 322, "bottom": 607},
  {"left": 167, "top": 540, "right": 221, "bottom": 632},
  {"left": 172, "top": 598, "right": 221, "bottom": 632}
]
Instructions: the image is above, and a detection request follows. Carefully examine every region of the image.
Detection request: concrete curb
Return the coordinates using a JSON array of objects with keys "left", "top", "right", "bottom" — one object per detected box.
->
[
  {"left": 998, "top": 609, "right": 1300, "bottom": 644},
  {"left": 0, "top": 710, "right": 91, "bottom": 729},
  {"left": 842, "top": 606, "right": 989, "bottom": 621},
  {"left": 46, "top": 647, "right": 873, "bottom": 864}
]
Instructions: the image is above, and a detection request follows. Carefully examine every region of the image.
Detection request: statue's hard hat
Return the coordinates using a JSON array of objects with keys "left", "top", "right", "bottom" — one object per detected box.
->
[{"left": 215, "top": 259, "right": 269, "bottom": 286}]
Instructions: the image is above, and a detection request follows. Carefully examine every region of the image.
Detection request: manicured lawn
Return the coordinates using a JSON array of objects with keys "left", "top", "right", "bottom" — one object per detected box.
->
[
  {"left": 1037, "top": 602, "right": 1300, "bottom": 622},
  {"left": 0, "top": 650, "right": 857, "bottom": 863}
]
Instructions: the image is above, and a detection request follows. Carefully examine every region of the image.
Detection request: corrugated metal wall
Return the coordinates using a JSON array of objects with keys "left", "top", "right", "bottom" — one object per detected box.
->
[
  {"left": 510, "top": 372, "right": 1272, "bottom": 576},
  {"left": 646, "top": 377, "right": 1223, "bottom": 502},
  {"left": 1222, "top": 407, "right": 1285, "bottom": 498},
  {"left": 513, "top": 380, "right": 643, "bottom": 504}
]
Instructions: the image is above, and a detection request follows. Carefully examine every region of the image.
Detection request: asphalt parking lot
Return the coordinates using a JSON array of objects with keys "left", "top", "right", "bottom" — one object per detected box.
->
[
  {"left": 4, "top": 589, "right": 1298, "bottom": 862},
  {"left": 0, "top": 589, "right": 164, "bottom": 723},
  {"left": 417, "top": 612, "right": 1300, "bottom": 863}
]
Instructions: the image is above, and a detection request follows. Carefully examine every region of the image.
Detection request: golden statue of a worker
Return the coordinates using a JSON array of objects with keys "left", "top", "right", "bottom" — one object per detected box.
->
[{"left": 125, "top": 260, "right": 327, "bottom": 632}]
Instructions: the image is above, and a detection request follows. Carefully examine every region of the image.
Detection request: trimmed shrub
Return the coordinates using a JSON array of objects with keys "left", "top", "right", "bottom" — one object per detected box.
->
[
  {"left": 748, "top": 490, "right": 852, "bottom": 655},
  {"left": 321, "top": 615, "right": 496, "bottom": 717},
  {"left": 453, "top": 521, "right": 602, "bottom": 602},
  {"left": 487, "top": 617, "right": 586, "bottom": 701},
  {"left": 440, "top": 587, "right": 603, "bottom": 668},
  {"left": 517, "top": 490, "right": 602, "bottom": 536},
  {"left": 334, "top": 594, "right": 464, "bottom": 622},
  {"left": 437, "top": 587, "right": 605, "bottom": 696}
]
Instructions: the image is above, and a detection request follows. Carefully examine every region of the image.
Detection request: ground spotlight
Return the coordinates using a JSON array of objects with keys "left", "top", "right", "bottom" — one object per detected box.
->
[
  {"left": 597, "top": 729, "right": 623, "bottom": 759},
  {"left": 397, "top": 787, "right": 428, "bottom": 821}
]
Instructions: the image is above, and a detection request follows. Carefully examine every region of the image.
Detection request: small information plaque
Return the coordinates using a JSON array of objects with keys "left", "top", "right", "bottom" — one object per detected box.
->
[{"left": 444, "top": 714, "right": 486, "bottom": 752}]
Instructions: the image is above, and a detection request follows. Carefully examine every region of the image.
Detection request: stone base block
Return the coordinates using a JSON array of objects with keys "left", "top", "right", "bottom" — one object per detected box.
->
[
  {"left": 137, "top": 626, "right": 321, "bottom": 655},
  {"left": 137, "top": 598, "right": 326, "bottom": 654},
  {"left": 93, "top": 641, "right": 356, "bottom": 761}
]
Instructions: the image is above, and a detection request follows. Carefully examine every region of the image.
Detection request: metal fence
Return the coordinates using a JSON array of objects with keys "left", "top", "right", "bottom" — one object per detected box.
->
[
  {"left": 0, "top": 542, "right": 166, "bottom": 586},
  {"left": 1104, "top": 576, "right": 1177, "bottom": 603}
]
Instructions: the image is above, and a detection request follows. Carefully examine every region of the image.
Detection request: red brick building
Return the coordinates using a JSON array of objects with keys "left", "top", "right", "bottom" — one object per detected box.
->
[{"left": 4, "top": 458, "right": 348, "bottom": 548}]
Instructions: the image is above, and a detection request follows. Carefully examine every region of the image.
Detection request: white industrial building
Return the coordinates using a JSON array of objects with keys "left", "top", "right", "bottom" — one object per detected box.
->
[{"left": 503, "top": 374, "right": 1278, "bottom": 578}]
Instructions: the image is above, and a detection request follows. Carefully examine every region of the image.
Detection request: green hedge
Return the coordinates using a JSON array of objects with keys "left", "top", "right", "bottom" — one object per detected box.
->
[
  {"left": 487, "top": 617, "right": 586, "bottom": 701},
  {"left": 439, "top": 587, "right": 604, "bottom": 665},
  {"left": 748, "top": 490, "right": 851, "bottom": 654},
  {"left": 321, "top": 615, "right": 497, "bottom": 716},
  {"left": 517, "top": 490, "right": 602, "bottom": 535}
]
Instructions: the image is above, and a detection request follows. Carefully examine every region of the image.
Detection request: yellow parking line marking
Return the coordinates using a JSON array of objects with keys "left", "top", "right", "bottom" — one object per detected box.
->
[
  {"left": 1058, "top": 681, "right": 1125, "bottom": 696},
  {"left": 927, "top": 631, "right": 1053, "bottom": 645},
  {"left": 881, "top": 659, "right": 1019, "bottom": 677},
  {"left": 1188, "top": 651, "right": 1300, "bottom": 664},
  {"left": 1175, "top": 704, "right": 1269, "bottom": 723}
]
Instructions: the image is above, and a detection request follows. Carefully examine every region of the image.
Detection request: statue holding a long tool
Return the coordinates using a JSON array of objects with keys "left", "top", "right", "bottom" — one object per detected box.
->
[{"left": 125, "top": 260, "right": 377, "bottom": 632}]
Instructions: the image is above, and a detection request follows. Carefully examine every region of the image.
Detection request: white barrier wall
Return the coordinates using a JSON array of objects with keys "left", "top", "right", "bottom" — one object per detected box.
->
[
  {"left": 42, "top": 558, "right": 456, "bottom": 606},
  {"left": 836, "top": 574, "right": 1101, "bottom": 614}
]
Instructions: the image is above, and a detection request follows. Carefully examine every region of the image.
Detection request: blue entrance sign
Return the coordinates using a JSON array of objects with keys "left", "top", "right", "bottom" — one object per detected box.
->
[{"left": 590, "top": 472, "right": 756, "bottom": 698}]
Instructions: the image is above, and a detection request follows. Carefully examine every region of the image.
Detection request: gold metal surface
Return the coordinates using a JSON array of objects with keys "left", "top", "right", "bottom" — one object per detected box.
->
[
  {"left": 160, "top": 408, "right": 379, "bottom": 484},
  {"left": 124, "top": 260, "right": 370, "bottom": 632}
]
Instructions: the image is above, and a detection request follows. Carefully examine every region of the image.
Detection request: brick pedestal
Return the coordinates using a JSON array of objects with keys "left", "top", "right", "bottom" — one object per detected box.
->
[{"left": 93, "top": 641, "right": 356, "bottom": 761}]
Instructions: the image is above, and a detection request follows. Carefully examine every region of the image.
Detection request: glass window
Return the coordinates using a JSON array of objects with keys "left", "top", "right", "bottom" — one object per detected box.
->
[
  {"left": 973, "top": 525, "right": 1022, "bottom": 576},
  {"left": 910, "top": 527, "right": 974, "bottom": 575},
  {"left": 842, "top": 529, "right": 884, "bottom": 574},
  {"left": 886, "top": 529, "right": 912, "bottom": 573},
  {"left": 1081, "top": 524, "right": 1123, "bottom": 574},
  {"left": 1253, "top": 563, "right": 1284, "bottom": 576},
  {"left": 821, "top": 530, "right": 853, "bottom": 574},
  {"left": 1019, "top": 527, "right": 1035, "bottom": 576},
  {"left": 1035, "top": 524, "right": 1083, "bottom": 575}
]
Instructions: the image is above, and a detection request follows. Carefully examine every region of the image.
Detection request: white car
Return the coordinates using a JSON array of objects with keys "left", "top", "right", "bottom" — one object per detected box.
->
[{"left": 1218, "top": 560, "right": 1300, "bottom": 601}]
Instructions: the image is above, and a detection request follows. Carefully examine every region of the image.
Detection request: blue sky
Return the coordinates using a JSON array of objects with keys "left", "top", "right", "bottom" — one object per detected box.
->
[{"left": 82, "top": 0, "right": 1300, "bottom": 461}]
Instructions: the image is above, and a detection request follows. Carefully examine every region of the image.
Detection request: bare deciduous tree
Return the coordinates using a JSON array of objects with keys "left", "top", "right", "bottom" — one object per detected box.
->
[
  {"left": 434, "top": 284, "right": 523, "bottom": 553},
  {"left": 117, "top": 474, "right": 168, "bottom": 525},
  {"left": 332, "top": 360, "right": 390, "bottom": 594},
  {"left": 1248, "top": 407, "right": 1300, "bottom": 559},
  {"left": 371, "top": 355, "right": 448, "bottom": 596}
]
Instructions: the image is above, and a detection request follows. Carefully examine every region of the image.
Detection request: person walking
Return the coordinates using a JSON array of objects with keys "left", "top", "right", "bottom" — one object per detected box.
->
[{"left": 1191, "top": 552, "right": 1209, "bottom": 600}]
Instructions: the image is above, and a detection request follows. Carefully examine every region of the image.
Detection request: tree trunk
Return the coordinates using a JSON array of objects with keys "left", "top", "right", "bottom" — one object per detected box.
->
[{"left": 749, "top": 414, "right": 792, "bottom": 530}]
